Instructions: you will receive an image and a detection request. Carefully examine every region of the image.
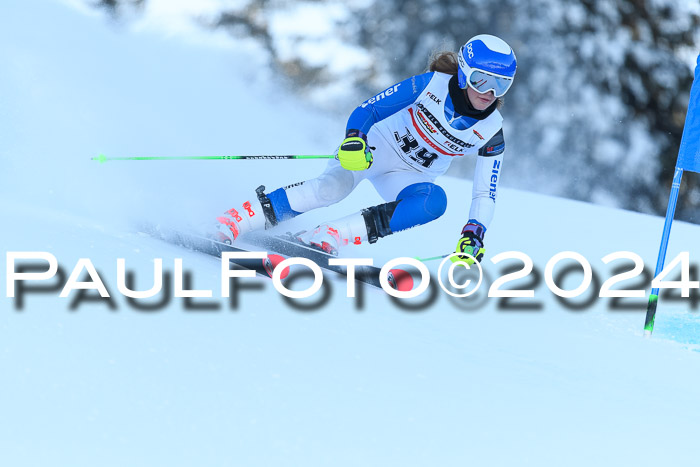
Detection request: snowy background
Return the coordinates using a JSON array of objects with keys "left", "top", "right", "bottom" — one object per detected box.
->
[
  {"left": 1, "top": 2, "right": 700, "bottom": 466},
  {"left": 77, "top": 0, "right": 700, "bottom": 219}
]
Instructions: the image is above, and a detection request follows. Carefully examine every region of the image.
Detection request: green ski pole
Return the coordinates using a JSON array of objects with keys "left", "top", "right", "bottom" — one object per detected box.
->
[{"left": 92, "top": 153, "right": 336, "bottom": 163}]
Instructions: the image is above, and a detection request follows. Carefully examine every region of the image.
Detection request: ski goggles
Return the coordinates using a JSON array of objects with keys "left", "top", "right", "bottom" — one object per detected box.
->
[{"left": 466, "top": 69, "right": 513, "bottom": 97}]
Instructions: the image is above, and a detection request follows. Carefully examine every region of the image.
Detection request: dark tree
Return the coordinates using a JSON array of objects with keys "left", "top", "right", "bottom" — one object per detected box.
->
[{"left": 92, "top": 0, "right": 145, "bottom": 19}]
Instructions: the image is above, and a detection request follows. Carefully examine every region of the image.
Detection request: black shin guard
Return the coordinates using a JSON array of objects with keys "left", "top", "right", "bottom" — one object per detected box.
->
[
  {"left": 256, "top": 185, "right": 278, "bottom": 229},
  {"left": 361, "top": 200, "right": 399, "bottom": 244}
]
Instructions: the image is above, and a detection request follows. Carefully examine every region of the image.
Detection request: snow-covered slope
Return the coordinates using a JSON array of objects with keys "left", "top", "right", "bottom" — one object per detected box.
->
[{"left": 1, "top": 3, "right": 699, "bottom": 467}]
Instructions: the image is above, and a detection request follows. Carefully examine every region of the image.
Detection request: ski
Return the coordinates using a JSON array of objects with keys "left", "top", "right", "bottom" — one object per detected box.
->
[
  {"left": 139, "top": 225, "right": 413, "bottom": 291},
  {"left": 138, "top": 224, "right": 286, "bottom": 279},
  {"left": 243, "top": 232, "right": 414, "bottom": 291}
]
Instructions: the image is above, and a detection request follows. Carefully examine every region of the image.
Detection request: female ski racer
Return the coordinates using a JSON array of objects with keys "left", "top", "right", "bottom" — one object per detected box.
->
[{"left": 216, "top": 34, "right": 517, "bottom": 265}]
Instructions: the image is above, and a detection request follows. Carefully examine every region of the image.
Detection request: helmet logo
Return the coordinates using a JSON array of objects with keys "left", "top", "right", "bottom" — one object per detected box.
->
[{"left": 466, "top": 43, "right": 474, "bottom": 59}]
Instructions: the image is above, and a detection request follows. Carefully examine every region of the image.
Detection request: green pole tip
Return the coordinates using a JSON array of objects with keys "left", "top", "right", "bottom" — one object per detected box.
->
[{"left": 94, "top": 154, "right": 107, "bottom": 164}]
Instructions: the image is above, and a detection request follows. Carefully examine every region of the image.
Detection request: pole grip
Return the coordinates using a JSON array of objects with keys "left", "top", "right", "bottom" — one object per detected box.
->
[{"left": 644, "top": 294, "right": 658, "bottom": 337}]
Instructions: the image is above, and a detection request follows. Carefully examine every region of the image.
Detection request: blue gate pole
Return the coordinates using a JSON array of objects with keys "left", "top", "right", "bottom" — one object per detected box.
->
[{"left": 644, "top": 167, "right": 684, "bottom": 337}]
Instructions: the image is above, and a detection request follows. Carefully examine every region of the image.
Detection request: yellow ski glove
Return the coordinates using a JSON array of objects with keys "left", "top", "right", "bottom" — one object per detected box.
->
[
  {"left": 451, "top": 221, "right": 486, "bottom": 265},
  {"left": 338, "top": 130, "right": 373, "bottom": 171}
]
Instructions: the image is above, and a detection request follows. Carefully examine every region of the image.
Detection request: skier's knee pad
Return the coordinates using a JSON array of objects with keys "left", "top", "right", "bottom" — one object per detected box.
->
[
  {"left": 361, "top": 182, "right": 446, "bottom": 243},
  {"left": 315, "top": 169, "right": 355, "bottom": 205},
  {"left": 389, "top": 182, "right": 447, "bottom": 232}
]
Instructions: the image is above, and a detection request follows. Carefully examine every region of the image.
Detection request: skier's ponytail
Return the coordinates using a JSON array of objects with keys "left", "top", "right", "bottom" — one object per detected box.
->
[{"left": 428, "top": 51, "right": 459, "bottom": 75}]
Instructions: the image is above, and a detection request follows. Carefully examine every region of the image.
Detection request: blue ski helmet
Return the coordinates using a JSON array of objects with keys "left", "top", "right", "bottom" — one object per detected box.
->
[{"left": 457, "top": 34, "right": 517, "bottom": 97}]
